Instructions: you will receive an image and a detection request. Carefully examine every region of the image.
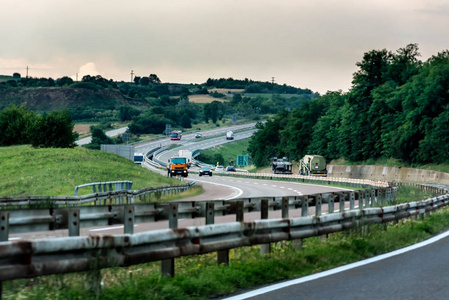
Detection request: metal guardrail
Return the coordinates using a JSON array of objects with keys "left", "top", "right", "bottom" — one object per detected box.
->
[
  {"left": 0, "top": 187, "right": 400, "bottom": 241},
  {"left": 74, "top": 181, "right": 133, "bottom": 196},
  {"left": 0, "top": 182, "right": 194, "bottom": 208},
  {"left": 0, "top": 191, "right": 448, "bottom": 283}
]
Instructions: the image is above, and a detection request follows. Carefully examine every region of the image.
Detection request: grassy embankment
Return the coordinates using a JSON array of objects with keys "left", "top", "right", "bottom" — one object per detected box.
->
[{"left": 0, "top": 145, "right": 202, "bottom": 198}]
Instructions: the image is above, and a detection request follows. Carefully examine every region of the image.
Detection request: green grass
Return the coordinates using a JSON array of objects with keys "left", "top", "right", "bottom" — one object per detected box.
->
[
  {"left": 5, "top": 203, "right": 449, "bottom": 300},
  {"left": 0, "top": 145, "right": 182, "bottom": 197},
  {"left": 197, "top": 139, "right": 250, "bottom": 167}
]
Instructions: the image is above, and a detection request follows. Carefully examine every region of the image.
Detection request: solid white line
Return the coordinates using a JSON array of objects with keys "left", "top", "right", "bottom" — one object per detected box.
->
[
  {"left": 194, "top": 179, "right": 244, "bottom": 200},
  {"left": 223, "top": 229, "right": 449, "bottom": 300},
  {"left": 90, "top": 225, "right": 137, "bottom": 232}
]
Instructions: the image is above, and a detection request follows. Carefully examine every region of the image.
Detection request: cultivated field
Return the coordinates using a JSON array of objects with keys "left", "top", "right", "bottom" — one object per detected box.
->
[{"left": 189, "top": 88, "right": 244, "bottom": 103}]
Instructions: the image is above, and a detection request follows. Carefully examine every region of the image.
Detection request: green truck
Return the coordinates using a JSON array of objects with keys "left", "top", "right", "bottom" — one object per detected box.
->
[{"left": 298, "top": 155, "right": 327, "bottom": 177}]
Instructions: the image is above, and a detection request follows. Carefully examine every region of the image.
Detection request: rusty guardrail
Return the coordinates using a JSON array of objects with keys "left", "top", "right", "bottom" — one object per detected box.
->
[
  {"left": 0, "top": 193, "right": 448, "bottom": 283},
  {"left": 0, "top": 188, "right": 402, "bottom": 242}
]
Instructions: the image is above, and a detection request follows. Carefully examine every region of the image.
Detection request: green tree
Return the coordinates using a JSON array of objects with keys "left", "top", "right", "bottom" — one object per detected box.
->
[
  {"left": 149, "top": 74, "right": 161, "bottom": 84},
  {"left": 31, "top": 110, "right": 78, "bottom": 148},
  {"left": 0, "top": 105, "right": 37, "bottom": 146},
  {"left": 180, "top": 113, "right": 192, "bottom": 128}
]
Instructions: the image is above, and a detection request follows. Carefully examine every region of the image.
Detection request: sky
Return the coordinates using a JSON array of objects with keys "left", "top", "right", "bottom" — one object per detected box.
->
[{"left": 1, "top": 0, "right": 449, "bottom": 95}]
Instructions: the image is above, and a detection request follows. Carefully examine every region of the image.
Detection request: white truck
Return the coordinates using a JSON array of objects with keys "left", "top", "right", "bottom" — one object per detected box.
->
[
  {"left": 226, "top": 131, "right": 234, "bottom": 140},
  {"left": 178, "top": 150, "right": 193, "bottom": 168}
]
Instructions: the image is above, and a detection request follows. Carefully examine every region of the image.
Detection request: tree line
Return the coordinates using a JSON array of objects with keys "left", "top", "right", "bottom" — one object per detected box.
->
[
  {"left": 249, "top": 44, "right": 449, "bottom": 166},
  {"left": 0, "top": 106, "right": 78, "bottom": 148}
]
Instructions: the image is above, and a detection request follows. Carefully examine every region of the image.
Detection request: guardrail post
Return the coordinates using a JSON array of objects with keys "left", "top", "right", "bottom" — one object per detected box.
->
[
  {"left": 124, "top": 205, "right": 135, "bottom": 234},
  {"left": 338, "top": 193, "right": 345, "bottom": 213},
  {"left": 68, "top": 209, "right": 80, "bottom": 237},
  {"left": 218, "top": 201, "right": 244, "bottom": 266},
  {"left": 371, "top": 190, "right": 376, "bottom": 207},
  {"left": 162, "top": 204, "right": 178, "bottom": 277},
  {"left": 328, "top": 194, "right": 335, "bottom": 213},
  {"left": 315, "top": 195, "right": 322, "bottom": 216},
  {"left": 349, "top": 191, "right": 355, "bottom": 210},
  {"left": 301, "top": 196, "right": 308, "bottom": 217},
  {"left": 260, "top": 199, "right": 271, "bottom": 255},
  {"left": 0, "top": 211, "right": 9, "bottom": 242},
  {"left": 281, "top": 197, "right": 289, "bottom": 219},
  {"left": 236, "top": 201, "right": 244, "bottom": 222},
  {"left": 206, "top": 202, "right": 215, "bottom": 225}
]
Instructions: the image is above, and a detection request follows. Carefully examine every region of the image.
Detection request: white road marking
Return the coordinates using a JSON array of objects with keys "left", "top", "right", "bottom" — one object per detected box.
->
[
  {"left": 223, "top": 229, "right": 449, "bottom": 300},
  {"left": 194, "top": 179, "right": 244, "bottom": 200},
  {"left": 89, "top": 225, "right": 137, "bottom": 232}
]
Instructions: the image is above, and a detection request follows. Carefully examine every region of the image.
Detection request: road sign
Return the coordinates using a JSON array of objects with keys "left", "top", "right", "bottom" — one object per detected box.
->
[{"left": 236, "top": 155, "right": 248, "bottom": 167}]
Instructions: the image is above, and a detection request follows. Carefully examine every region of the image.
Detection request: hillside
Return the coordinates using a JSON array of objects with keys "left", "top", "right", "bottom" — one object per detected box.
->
[
  {"left": 0, "top": 145, "right": 179, "bottom": 197},
  {"left": 0, "top": 87, "right": 137, "bottom": 112}
]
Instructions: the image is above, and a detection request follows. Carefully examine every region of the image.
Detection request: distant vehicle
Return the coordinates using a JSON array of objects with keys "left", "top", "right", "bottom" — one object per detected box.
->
[
  {"left": 226, "top": 166, "right": 236, "bottom": 172},
  {"left": 199, "top": 166, "right": 212, "bottom": 176},
  {"left": 226, "top": 131, "right": 234, "bottom": 140},
  {"left": 215, "top": 166, "right": 224, "bottom": 172},
  {"left": 271, "top": 157, "right": 292, "bottom": 174},
  {"left": 133, "top": 153, "right": 144, "bottom": 165},
  {"left": 167, "top": 156, "right": 188, "bottom": 177},
  {"left": 299, "top": 155, "right": 327, "bottom": 177},
  {"left": 170, "top": 130, "right": 182, "bottom": 140},
  {"left": 178, "top": 150, "right": 193, "bottom": 168},
  {"left": 195, "top": 132, "right": 202, "bottom": 138}
]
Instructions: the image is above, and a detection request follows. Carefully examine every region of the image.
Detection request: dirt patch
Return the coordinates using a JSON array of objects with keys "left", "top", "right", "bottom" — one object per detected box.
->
[
  {"left": 73, "top": 124, "right": 92, "bottom": 135},
  {"left": 189, "top": 95, "right": 228, "bottom": 103}
]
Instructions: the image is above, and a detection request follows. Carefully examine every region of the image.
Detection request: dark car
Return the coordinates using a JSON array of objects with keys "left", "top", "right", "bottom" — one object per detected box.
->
[
  {"left": 199, "top": 166, "right": 212, "bottom": 176},
  {"left": 226, "top": 166, "right": 236, "bottom": 172},
  {"left": 195, "top": 132, "right": 202, "bottom": 138}
]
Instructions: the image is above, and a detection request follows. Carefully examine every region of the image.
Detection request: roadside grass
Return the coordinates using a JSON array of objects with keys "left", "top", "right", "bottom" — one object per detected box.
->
[
  {"left": 5, "top": 202, "right": 449, "bottom": 300},
  {"left": 0, "top": 145, "right": 182, "bottom": 197},
  {"left": 197, "top": 139, "right": 250, "bottom": 167}
]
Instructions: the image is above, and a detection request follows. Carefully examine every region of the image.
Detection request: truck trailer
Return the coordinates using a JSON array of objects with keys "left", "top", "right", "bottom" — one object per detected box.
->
[
  {"left": 178, "top": 150, "right": 193, "bottom": 168},
  {"left": 298, "top": 155, "right": 327, "bottom": 176}
]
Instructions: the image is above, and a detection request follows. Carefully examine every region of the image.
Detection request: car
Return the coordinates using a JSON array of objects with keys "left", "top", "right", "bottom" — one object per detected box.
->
[
  {"left": 199, "top": 166, "right": 212, "bottom": 176},
  {"left": 195, "top": 132, "right": 202, "bottom": 138},
  {"left": 215, "top": 166, "right": 224, "bottom": 172},
  {"left": 226, "top": 166, "right": 236, "bottom": 172}
]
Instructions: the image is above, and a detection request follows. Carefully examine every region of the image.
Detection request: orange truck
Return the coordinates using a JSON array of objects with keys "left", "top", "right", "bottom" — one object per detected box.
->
[{"left": 167, "top": 156, "right": 189, "bottom": 177}]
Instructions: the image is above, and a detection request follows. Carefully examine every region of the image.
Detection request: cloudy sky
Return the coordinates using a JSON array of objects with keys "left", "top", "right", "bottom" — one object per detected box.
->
[{"left": 1, "top": 0, "right": 448, "bottom": 94}]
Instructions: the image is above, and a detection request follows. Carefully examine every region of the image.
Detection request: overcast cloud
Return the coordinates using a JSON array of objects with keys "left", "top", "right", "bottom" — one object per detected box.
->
[{"left": 1, "top": 0, "right": 448, "bottom": 94}]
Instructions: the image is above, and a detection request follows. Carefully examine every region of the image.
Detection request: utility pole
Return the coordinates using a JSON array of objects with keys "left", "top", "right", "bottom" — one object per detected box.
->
[
  {"left": 131, "top": 70, "right": 134, "bottom": 83},
  {"left": 271, "top": 77, "right": 275, "bottom": 84},
  {"left": 26, "top": 66, "right": 29, "bottom": 78}
]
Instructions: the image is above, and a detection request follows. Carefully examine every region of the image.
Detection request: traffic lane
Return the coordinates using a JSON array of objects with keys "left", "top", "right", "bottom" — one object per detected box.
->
[
  {"left": 231, "top": 231, "right": 449, "bottom": 300},
  {"left": 135, "top": 123, "right": 256, "bottom": 154},
  {"left": 155, "top": 129, "right": 257, "bottom": 163},
  {"left": 187, "top": 174, "right": 350, "bottom": 199}
]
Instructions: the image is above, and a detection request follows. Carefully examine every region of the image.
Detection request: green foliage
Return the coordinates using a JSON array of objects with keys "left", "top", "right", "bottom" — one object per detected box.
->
[
  {"left": 31, "top": 110, "right": 78, "bottom": 148},
  {"left": 83, "top": 126, "right": 114, "bottom": 150},
  {"left": 0, "top": 105, "right": 38, "bottom": 146},
  {"left": 248, "top": 44, "right": 449, "bottom": 166},
  {"left": 180, "top": 113, "right": 192, "bottom": 128},
  {"left": 0, "top": 106, "right": 77, "bottom": 148}
]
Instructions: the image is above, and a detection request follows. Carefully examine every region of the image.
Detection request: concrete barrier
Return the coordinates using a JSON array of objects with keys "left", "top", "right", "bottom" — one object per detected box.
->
[{"left": 328, "top": 165, "right": 449, "bottom": 185}]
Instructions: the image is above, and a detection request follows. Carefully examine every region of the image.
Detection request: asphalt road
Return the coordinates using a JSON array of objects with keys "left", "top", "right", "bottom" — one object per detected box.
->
[{"left": 224, "top": 230, "right": 449, "bottom": 300}]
